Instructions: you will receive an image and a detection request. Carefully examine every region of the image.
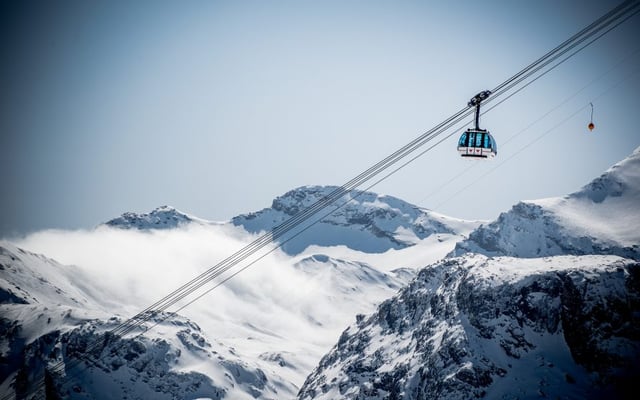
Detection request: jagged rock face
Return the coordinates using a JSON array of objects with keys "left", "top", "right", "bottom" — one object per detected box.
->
[
  {"left": 233, "top": 185, "right": 472, "bottom": 255},
  {"left": 104, "top": 206, "right": 198, "bottom": 230},
  {"left": 297, "top": 255, "right": 640, "bottom": 400},
  {"left": 1, "top": 238, "right": 417, "bottom": 400},
  {"left": 12, "top": 315, "right": 224, "bottom": 400},
  {"left": 3, "top": 311, "right": 274, "bottom": 400}
]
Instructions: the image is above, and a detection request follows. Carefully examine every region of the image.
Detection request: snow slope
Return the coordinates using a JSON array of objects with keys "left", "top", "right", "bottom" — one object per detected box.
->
[
  {"left": 233, "top": 185, "right": 481, "bottom": 255},
  {"left": 298, "top": 254, "right": 640, "bottom": 400},
  {"left": 0, "top": 243, "right": 108, "bottom": 310},
  {"left": 0, "top": 242, "right": 235, "bottom": 399},
  {"left": 452, "top": 146, "right": 640, "bottom": 260}
]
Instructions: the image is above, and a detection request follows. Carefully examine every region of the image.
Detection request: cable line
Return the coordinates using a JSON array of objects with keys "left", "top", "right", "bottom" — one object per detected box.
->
[
  {"left": 108, "top": 0, "right": 640, "bottom": 340},
  {"left": 420, "top": 30, "right": 640, "bottom": 206},
  {"left": 58, "top": 0, "right": 640, "bottom": 385},
  {"left": 433, "top": 63, "right": 640, "bottom": 212},
  {"left": 8, "top": 1, "right": 639, "bottom": 399}
]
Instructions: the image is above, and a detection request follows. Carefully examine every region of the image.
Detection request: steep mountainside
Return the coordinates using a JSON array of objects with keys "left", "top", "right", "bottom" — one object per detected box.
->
[
  {"left": 233, "top": 185, "right": 480, "bottom": 255},
  {"left": 2, "top": 310, "right": 236, "bottom": 400},
  {"left": 0, "top": 243, "right": 104, "bottom": 308},
  {"left": 298, "top": 254, "right": 640, "bottom": 400},
  {"left": 0, "top": 243, "right": 273, "bottom": 399},
  {"left": 452, "top": 147, "right": 640, "bottom": 261}
]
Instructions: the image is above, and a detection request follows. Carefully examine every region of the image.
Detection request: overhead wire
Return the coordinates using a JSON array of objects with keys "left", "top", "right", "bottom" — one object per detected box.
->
[
  {"left": 9, "top": 1, "right": 640, "bottom": 399},
  {"left": 432, "top": 64, "right": 640, "bottom": 212},
  {"left": 53, "top": 0, "right": 640, "bottom": 389},
  {"left": 131, "top": 39, "right": 640, "bottom": 331},
  {"left": 107, "top": 1, "right": 640, "bottom": 341},
  {"left": 419, "top": 35, "right": 640, "bottom": 206},
  {"left": 375, "top": 1, "right": 640, "bottom": 208}
]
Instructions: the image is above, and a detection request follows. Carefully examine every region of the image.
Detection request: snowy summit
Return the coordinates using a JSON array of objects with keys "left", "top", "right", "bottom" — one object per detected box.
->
[
  {"left": 233, "top": 185, "right": 480, "bottom": 255},
  {"left": 452, "top": 146, "right": 640, "bottom": 261},
  {"left": 103, "top": 205, "right": 206, "bottom": 230}
]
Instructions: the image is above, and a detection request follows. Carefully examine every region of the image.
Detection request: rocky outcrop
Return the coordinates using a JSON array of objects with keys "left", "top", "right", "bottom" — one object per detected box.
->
[{"left": 298, "top": 255, "right": 640, "bottom": 400}]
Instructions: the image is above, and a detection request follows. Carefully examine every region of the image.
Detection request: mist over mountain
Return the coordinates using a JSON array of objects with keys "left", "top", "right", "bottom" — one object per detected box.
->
[
  {"left": 2, "top": 148, "right": 639, "bottom": 399},
  {"left": 3, "top": 186, "right": 468, "bottom": 399}
]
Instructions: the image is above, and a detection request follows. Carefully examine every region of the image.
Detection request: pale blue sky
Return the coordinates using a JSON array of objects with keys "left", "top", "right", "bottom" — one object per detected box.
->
[{"left": 2, "top": 0, "right": 639, "bottom": 237}]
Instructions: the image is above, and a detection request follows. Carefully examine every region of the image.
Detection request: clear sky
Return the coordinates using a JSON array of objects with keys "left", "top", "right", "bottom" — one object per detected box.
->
[{"left": 2, "top": 0, "right": 639, "bottom": 238}]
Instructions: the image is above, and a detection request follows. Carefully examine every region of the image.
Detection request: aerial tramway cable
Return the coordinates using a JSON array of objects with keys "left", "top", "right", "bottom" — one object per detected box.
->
[
  {"left": 108, "top": 0, "right": 640, "bottom": 339},
  {"left": 9, "top": 1, "right": 639, "bottom": 399},
  {"left": 433, "top": 61, "right": 640, "bottom": 211},
  {"left": 421, "top": 25, "right": 640, "bottom": 205},
  {"left": 64, "top": 0, "right": 640, "bottom": 378}
]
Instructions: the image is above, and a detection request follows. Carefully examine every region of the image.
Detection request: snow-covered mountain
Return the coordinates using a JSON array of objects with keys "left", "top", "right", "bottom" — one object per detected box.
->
[
  {"left": 104, "top": 206, "right": 210, "bottom": 230},
  {"left": 451, "top": 146, "right": 640, "bottom": 261},
  {"left": 0, "top": 184, "right": 476, "bottom": 399},
  {"left": 0, "top": 242, "right": 226, "bottom": 399},
  {"left": 297, "top": 147, "right": 640, "bottom": 400},
  {"left": 298, "top": 254, "right": 639, "bottom": 400},
  {"left": 0, "top": 234, "right": 425, "bottom": 399},
  {"left": 0, "top": 237, "right": 410, "bottom": 398},
  {"left": 3, "top": 185, "right": 469, "bottom": 400},
  {"left": 3, "top": 147, "right": 639, "bottom": 400},
  {"left": 233, "top": 185, "right": 480, "bottom": 255},
  {"left": 0, "top": 243, "right": 106, "bottom": 308}
]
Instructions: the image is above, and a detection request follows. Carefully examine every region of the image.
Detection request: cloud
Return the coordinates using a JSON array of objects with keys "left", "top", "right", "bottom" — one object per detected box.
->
[{"left": 11, "top": 223, "right": 348, "bottom": 342}]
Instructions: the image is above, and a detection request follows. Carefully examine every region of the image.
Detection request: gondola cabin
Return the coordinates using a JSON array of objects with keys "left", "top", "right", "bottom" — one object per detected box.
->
[
  {"left": 458, "top": 89, "right": 497, "bottom": 159},
  {"left": 457, "top": 129, "right": 497, "bottom": 158}
]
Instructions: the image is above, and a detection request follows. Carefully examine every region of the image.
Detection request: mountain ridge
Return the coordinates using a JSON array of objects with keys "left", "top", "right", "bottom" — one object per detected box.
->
[
  {"left": 232, "top": 185, "right": 480, "bottom": 255},
  {"left": 2, "top": 147, "right": 639, "bottom": 399},
  {"left": 102, "top": 185, "right": 481, "bottom": 256}
]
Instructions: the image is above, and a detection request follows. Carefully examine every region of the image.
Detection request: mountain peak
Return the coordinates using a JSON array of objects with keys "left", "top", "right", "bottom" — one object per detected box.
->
[
  {"left": 103, "top": 205, "right": 204, "bottom": 230},
  {"left": 452, "top": 147, "right": 640, "bottom": 260},
  {"left": 233, "top": 185, "right": 480, "bottom": 255},
  {"left": 568, "top": 145, "right": 640, "bottom": 204}
]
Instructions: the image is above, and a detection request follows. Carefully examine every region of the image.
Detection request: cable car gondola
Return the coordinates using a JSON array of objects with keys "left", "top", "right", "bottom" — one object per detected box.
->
[{"left": 457, "top": 90, "right": 497, "bottom": 158}]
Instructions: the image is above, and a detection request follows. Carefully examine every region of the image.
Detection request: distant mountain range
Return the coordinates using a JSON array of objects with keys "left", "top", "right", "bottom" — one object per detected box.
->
[
  {"left": 102, "top": 185, "right": 480, "bottom": 255},
  {"left": 2, "top": 147, "right": 639, "bottom": 399}
]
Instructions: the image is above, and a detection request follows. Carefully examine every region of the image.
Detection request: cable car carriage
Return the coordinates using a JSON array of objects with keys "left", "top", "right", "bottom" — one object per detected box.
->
[{"left": 457, "top": 90, "right": 497, "bottom": 159}]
